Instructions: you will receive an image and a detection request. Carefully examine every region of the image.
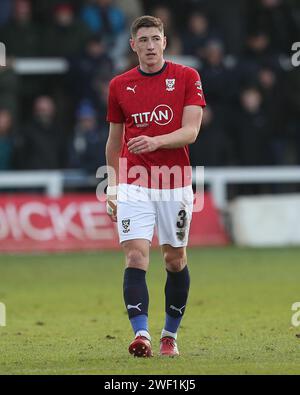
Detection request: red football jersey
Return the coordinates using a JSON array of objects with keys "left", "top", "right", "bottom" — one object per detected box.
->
[{"left": 107, "top": 61, "right": 206, "bottom": 189}]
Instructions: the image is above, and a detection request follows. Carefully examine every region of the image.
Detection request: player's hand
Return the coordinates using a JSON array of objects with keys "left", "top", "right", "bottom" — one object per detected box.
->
[
  {"left": 106, "top": 186, "right": 118, "bottom": 222},
  {"left": 106, "top": 195, "right": 117, "bottom": 222},
  {"left": 127, "top": 136, "right": 159, "bottom": 154}
]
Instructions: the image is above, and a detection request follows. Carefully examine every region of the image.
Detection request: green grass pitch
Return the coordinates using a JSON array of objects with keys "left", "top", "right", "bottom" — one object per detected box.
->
[{"left": 0, "top": 247, "right": 300, "bottom": 375}]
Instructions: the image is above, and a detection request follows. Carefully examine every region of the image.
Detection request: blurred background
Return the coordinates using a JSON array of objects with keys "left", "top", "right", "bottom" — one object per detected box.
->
[
  {"left": 0, "top": 0, "right": 300, "bottom": 251},
  {"left": 1, "top": 2, "right": 300, "bottom": 375}
]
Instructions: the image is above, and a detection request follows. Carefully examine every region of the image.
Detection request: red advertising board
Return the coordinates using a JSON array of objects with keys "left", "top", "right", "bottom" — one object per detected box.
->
[{"left": 0, "top": 194, "right": 229, "bottom": 253}]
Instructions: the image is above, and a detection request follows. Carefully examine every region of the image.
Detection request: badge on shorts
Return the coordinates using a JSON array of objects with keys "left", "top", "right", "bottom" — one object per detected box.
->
[
  {"left": 122, "top": 219, "right": 131, "bottom": 233},
  {"left": 176, "top": 230, "right": 186, "bottom": 241},
  {"left": 166, "top": 79, "right": 175, "bottom": 91}
]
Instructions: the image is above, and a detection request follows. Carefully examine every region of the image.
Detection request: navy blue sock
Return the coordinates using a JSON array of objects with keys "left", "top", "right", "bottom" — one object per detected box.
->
[
  {"left": 123, "top": 268, "right": 149, "bottom": 335},
  {"left": 164, "top": 266, "right": 190, "bottom": 334}
]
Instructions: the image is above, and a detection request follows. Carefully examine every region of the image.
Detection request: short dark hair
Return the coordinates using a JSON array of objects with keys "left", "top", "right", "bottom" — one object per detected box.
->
[{"left": 130, "top": 15, "right": 164, "bottom": 37}]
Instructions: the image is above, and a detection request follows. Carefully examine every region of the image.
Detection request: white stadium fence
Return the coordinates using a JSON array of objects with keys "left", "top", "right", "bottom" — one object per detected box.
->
[{"left": 1, "top": 167, "right": 300, "bottom": 211}]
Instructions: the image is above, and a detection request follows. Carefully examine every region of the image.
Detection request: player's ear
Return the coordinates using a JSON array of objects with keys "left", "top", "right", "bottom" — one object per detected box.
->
[
  {"left": 163, "top": 36, "right": 167, "bottom": 50},
  {"left": 130, "top": 38, "right": 137, "bottom": 53}
]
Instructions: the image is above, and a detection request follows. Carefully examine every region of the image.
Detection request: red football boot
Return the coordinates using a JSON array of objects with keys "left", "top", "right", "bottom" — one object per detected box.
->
[
  {"left": 159, "top": 336, "right": 179, "bottom": 357},
  {"left": 129, "top": 336, "right": 153, "bottom": 357}
]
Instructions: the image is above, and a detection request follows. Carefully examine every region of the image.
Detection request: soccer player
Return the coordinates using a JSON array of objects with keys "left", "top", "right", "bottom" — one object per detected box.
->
[{"left": 105, "top": 15, "right": 206, "bottom": 357}]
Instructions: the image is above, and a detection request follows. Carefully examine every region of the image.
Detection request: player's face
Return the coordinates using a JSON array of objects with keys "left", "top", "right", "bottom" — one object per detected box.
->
[{"left": 130, "top": 27, "right": 166, "bottom": 70}]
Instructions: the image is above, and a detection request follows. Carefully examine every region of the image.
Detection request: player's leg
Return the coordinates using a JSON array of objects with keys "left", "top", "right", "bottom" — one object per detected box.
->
[
  {"left": 122, "top": 239, "right": 153, "bottom": 357},
  {"left": 117, "top": 184, "right": 156, "bottom": 357},
  {"left": 160, "top": 245, "right": 190, "bottom": 356},
  {"left": 123, "top": 239, "right": 150, "bottom": 337},
  {"left": 155, "top": 186, "right": 193, "bottom": 356}
]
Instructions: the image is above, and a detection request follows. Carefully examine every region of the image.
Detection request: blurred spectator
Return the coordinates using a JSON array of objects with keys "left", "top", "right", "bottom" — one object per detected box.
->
[
  {"left": 151, "top": 5, "right": 182, "bottom": 55},
  {"left": 285, "top": 68, "right": 300, "bottom": 125},
  {"left": 181, "top": 11, "right": 218, "bottom": 58},
  {"left": 89, "top": 75, "right": 110, "bottom": 125},
  {"left": 247, "top": 0, "right": 299, "bottom": 54},
  {"left": 112, "top": 0, "right": 144, "bottom": 64},
  {"left": 115, "top": 0, "right": 143, "bottom": 24},
  {"left": 0, "top": 109, "right": 14, "bottom": 170},
  {"left": 70, "top": 34, "right": 113, "bottom": 100},
  {"left": 238, "top": 30, "right": 280, "bottom": 86},
  {"left": 32, "top": 0, "right": 83, "bottom": 24},
  {"left": 203, "top": 0, "right": 247, "bottom": 56},
  {"left": 0, "top": 0, "right": 40, "bottom": 57},
  {"left": 81, "top": 0, "right": 125, "bottom": 40},
  {"left": 81, "top": 0, "right": 128, "bottom": 61},
  {"left": 124, "top": 50, "right": 140, "bottom": 71},
  {"left": 0, "top": 58, "right": 19, "bottom": 117},
  {"left": 0, "top": 0, "right": 12, "bottom": 27},
  {"left": 200, "top": 40, "right": 237, "bottom": 107},
  {"left": 42, "top": 3, "right": 91, "bottom": 57},
  {"left": 68, "top": 100, "right": 107, "bottom": 172},
  {"left": 190, "top": 105, "right": 231, "bottom": 167},
  {"left": 284, "top": 68, "right": 300, "bottom": 165},
  {"left": 231, "top": 86, "right": 271, "bottom": 166},
  {"left": 20, "top": 96, "right": 65, "bottom": 169},
  {"left": 257, "top": 65, "right": 287, "bottom": 164}
]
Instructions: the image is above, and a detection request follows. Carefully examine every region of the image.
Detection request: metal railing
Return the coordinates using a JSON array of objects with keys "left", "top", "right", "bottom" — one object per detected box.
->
[
  {"left": 1, "top": 167, "right": 300, "bottom": 210},
  {"left": 0, "top": 171, "right": 64, "bottom": 197}
]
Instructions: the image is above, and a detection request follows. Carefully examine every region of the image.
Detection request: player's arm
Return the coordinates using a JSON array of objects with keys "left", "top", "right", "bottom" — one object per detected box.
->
[
  {"left": 105, "top": 122, "right": 123, "bottom": 222},
  {"left": 155, "top": 105, "right": 203, "bottom": 149},
  {"left": 127, "top": 105, "right": 203, "bottom": 153}
]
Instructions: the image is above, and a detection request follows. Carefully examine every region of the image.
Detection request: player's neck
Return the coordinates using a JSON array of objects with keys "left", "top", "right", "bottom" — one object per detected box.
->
[{"left": 139, "top": 59, "right": 166, "bottom": 74}]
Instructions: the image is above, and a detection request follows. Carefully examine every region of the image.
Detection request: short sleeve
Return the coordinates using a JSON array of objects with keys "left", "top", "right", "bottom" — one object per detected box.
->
[
  {"left": 184, "top": 67, "right": 206, "bottom": 108},
  {"left": 106, "top": 78, "right": 125, "bottom": 123}
]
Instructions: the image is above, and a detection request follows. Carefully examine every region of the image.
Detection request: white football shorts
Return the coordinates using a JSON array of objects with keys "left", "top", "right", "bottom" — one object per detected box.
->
[{"left": 117, "top": 183, "right": 194, "bottom": 247}]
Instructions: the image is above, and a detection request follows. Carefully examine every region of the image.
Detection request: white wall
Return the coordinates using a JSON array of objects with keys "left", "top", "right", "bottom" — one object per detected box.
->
[{"left": 230, "top": 194, "right": 300, "bottom": 247}]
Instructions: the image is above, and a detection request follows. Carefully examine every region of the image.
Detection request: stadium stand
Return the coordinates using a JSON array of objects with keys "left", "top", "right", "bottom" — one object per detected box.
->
[{"left": 0, "top": 0, "right": 300, "bottom": 249}]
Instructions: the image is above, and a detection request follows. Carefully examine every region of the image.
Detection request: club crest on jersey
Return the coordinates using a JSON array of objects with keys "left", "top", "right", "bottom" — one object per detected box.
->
[{"left": 165, "top": 79, "right": 175, "bottom": 91}]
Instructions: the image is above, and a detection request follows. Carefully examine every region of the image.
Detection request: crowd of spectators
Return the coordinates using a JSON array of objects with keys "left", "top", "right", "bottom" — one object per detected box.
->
[{"left": 0, "top": 0, "right": 299, "bottom": 173}]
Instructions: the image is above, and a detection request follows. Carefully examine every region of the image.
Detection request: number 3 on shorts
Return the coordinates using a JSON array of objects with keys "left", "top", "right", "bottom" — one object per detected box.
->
[{"left": 177, "top": 209, "right": 187, "bottom": 229}]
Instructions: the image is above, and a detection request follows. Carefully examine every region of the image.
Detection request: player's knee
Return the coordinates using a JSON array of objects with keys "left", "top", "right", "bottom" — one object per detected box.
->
[
  {"left": 164, "top": 250, "right": 187, "bottom": 272},
  {"left": 126, "top": 249, "right": 148, "bottom": 270}
]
